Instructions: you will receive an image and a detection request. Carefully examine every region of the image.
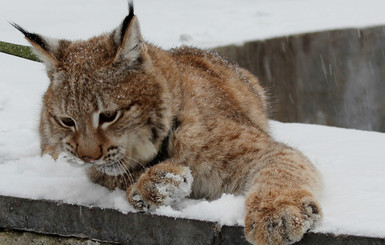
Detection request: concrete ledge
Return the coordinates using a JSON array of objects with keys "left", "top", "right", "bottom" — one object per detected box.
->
[
  {"left": 0, "top": 228, "right": 106, "bottom": 245},
  {"left": 0, "top": 195, "right": 217, "bottom": 244},
  {"left": 214, "top": 26, "right": 385, "bottom": 132},
  {"left": 0, "top": 195, "right": 384, "bottom": 244}
]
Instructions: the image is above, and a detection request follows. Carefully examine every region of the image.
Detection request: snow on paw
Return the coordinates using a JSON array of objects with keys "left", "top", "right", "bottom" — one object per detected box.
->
[
  {"left": 126, "top": 183, "right": 152, "bottom": 211},
  {"left": 126, "top": 162, "right": 193, "bottom": 211},
  {"left": 245, "top": 189, "right": 321, "bottom": 245}
]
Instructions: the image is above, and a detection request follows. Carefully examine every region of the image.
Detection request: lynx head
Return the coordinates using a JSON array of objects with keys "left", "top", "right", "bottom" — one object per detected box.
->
[{"left": 14, "top": 4, "right": 173, "bottom": 175}]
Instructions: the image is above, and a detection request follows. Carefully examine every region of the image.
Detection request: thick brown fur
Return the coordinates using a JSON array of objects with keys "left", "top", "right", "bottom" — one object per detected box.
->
[{"left": 17, "top": 5, "right": 322, "bottom": 245}]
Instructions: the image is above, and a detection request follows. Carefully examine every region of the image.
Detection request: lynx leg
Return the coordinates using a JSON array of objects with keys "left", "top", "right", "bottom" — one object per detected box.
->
[
  {"left": 41, "top": 145, "right": 59, "bottom": 160},
  {"left": 126, "top": 162, "right": 193, "bottom": 211},
  {"left": 245, "top": 144, "right": 322, "bottom": 245},
  {"left": 88, "top": 165, "right": 144, "bottom": 191}
]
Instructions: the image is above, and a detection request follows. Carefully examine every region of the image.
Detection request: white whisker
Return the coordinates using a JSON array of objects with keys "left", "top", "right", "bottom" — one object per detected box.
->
[
  {"left": 119, "top": 159, "right": 135, "bottom": 186},
  {"left": 117, "top": 161, "right": 131, "bottom": 187},
  {"left": 125, "top": 156, "right": 146, "bottom": 170}
]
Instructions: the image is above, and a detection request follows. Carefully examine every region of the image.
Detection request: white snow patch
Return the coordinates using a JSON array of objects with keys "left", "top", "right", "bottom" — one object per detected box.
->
[
  {"left": 155, "top": 194, "right": 246, "bottom": 226},
  {"left": 0, "top": 154, "right": 135, "bottom": 214},
  {"left": 156, "top": 168, "right": 193, "bottom": 206},
  {"left": 2, "top": 0, "right": 385, "bottom": 49}
]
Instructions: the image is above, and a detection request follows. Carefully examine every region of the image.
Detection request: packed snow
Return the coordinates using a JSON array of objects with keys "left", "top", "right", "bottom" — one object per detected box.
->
[{"left": 1, "top": 0, "right": 385, "bottom": 239}]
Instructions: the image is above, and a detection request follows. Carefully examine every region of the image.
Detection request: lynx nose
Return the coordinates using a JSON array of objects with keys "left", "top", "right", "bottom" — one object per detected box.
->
[
  {"left": 80, "top": 156, "right": 98, "bottom": 163},
  {"left": 76, "top": 138, "right": 103, "bottom": 163}
]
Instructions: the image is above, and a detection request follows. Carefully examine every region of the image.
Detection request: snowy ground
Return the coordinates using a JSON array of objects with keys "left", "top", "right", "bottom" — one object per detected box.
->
[
  {"left": 1, "top": 0, "right": 385, "bottom": 239},
  {"left": 2, "top": 0, "right": 385, "bottom": 49}
]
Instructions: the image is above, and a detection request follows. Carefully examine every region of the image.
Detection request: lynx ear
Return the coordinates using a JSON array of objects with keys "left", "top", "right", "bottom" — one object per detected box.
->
[
  {"left": 11, "top": 22, "right": 60, "bottom": 71},
  {"left": 113, "top": 2, "right": 147, "bottom": 66}
]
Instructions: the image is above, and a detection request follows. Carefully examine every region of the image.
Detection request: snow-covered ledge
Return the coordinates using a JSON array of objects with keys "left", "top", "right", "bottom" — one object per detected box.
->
[
  {"left": 1, "top": 27, "right": 385, "bottom": 244},
  {"left": 0, "top": 195, "right": 384, "bottom": 244}
]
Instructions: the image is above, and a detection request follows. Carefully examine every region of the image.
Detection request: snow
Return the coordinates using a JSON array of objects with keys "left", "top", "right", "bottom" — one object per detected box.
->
[
  {"left": 1, "top": 0, "right": 385, "bottom": 239},
  {"left": 2, "top": 0, "right": 385, "bottom": 49},
  {"left": 155, "top": 168, "right": 193, "bottom": 207},
  {"left": 0, "top": 154, "right": 134, "bottom": 213}
]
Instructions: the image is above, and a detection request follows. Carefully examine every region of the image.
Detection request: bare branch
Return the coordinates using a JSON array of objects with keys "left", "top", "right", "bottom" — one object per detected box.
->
[{"left": 0, "top": 40, "right": 40, "bottom": 62}]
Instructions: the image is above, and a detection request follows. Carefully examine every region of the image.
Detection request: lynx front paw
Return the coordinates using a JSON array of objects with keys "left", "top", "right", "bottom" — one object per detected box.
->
[
  {"left": 245, "top": 189, "right": 321, "bottom": 245},
  {"left": 126, "top": 162, "right": 193, "bottom": 211}
]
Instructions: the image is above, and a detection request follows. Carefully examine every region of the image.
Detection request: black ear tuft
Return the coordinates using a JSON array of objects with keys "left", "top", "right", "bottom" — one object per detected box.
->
[
  {"left": 128, "top": 1, "right": 134, "bottom": 17},
  {"left": 10, "top": 22, "right": 49, "bottom": 52},
  {"left": 120, "top": 1, "right": 135, "bottom": 43}
]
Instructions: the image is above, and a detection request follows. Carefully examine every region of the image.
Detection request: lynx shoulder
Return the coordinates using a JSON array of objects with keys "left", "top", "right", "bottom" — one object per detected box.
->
[{"left": 15, "top": 3, "right": 322, "bottom": 245}]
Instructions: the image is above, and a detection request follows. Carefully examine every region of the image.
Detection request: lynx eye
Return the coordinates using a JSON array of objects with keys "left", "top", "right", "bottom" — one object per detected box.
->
[
  {"left": 60, "top": 117, "right": 76, "bottom": 127},
  {"left": 99, "top": 110, "right": 118, "bottom": 124}
]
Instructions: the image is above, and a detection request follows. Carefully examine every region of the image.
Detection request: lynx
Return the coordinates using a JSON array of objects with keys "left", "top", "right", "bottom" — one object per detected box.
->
[{"left": 14, "top": 3, "right": 322, "bottom": 245}]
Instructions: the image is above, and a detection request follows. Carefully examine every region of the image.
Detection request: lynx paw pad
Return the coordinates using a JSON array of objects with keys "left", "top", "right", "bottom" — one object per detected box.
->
[
  {"left": 126, "top": 164, "right": 193, "bottom": 211},
  {"left": 245, "top": 190, "right": 321, "bottom": 245}
]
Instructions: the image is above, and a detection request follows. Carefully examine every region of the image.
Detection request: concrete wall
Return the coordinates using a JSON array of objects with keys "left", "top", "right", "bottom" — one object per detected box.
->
[{"left": 215, "top": 26, "right": 385, "bottom": 132}]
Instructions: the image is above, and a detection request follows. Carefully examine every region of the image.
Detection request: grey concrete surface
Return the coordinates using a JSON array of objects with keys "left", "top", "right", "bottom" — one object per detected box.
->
[
  {"left": 0, "top": 195, "right": 384, "bottom": 244},
  {"left": 0, "top": 228, "right": 107, "bottom": 245},
  {"left": 0, "top": 195, "right": 217, "bottom": 244}
]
